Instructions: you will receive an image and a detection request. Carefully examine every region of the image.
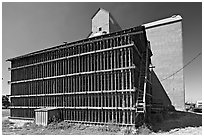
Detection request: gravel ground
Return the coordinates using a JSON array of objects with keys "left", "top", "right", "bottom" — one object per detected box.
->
[{"left": 151, "top": 126, "right": 202, "bottom": 135}]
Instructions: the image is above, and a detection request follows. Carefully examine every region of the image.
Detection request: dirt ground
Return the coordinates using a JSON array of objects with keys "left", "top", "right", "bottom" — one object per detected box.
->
[{"left": 2, "top": 109, "right": 202, "bottom": 135}]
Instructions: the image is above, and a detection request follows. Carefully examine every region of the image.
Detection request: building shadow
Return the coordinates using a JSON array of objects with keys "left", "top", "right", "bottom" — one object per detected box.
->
[
  {"left": 151, "top": 71, "right": 173, "bottom": 110},
  {"left": 151, "top": 110, "right": 202, "bottom": 132}
]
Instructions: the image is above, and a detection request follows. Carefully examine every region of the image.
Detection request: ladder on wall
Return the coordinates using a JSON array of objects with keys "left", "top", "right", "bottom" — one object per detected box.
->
[{"left": 136, "top": 44, "right": 151, "bottom": 118}]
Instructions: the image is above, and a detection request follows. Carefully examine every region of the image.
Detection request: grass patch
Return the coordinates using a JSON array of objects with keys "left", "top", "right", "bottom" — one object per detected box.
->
[{"left": 46, "top": 121, "right": 74, "bottom": 130}]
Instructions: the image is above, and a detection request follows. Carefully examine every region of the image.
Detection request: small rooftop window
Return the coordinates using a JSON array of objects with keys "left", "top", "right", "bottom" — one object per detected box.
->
[{"left": 99, "top": 27, "right": 102, "bottom": 31}]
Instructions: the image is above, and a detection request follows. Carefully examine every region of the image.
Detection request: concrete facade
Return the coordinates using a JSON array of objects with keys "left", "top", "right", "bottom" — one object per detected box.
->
[{"left": 144, "top": 15, "right": 185, "bottom": 110}]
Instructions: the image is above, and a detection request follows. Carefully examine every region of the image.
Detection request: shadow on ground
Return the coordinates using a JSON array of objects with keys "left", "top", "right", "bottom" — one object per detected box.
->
[{"left": 150, "top": 110, "right": 202, "bottom": 132}]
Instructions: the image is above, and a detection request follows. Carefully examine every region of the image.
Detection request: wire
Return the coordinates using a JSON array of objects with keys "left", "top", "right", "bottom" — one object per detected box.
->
[{"left": 161, "top": 52, "right": 201, "bottom": 81}]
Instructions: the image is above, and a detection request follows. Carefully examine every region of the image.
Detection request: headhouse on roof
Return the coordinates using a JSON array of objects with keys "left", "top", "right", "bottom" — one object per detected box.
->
[{"left": 88, "top": 8, "right": 122, "bottom": 38}]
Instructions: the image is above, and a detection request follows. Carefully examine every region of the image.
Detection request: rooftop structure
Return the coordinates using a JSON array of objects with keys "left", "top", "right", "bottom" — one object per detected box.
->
[{"left": 88, "top": 8, "right": 122, "bottom": 38}]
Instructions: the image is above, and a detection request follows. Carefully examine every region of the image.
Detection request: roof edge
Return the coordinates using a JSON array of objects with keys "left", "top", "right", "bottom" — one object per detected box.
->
[
  {"left": 7, "top": 26, "right": 145, "bottom": 61},
  {"left": 143, "top": 15, "right": 182, "bottom": 29},
  {"left": 91, "top": 8, "right": 109, "bottom": 19}
]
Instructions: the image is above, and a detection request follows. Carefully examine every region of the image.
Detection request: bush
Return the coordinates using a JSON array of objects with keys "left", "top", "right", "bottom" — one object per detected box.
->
[
  {"left": 137, "top": 124, "right": 152, "bottom": 135},
  {"left": 120, "top": 127, "right": 133, "bottom": 135},
  {"left": 48, "top": 115, "right": 61, "bottom": 124},
  {"left": 2, "top": 95, "right": 10, "bottom": 108}
]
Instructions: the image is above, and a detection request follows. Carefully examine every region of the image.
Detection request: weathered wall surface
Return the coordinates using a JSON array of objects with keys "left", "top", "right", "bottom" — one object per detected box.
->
[{"left": 145, "top": 18, "right": 185, "bottom": 110}]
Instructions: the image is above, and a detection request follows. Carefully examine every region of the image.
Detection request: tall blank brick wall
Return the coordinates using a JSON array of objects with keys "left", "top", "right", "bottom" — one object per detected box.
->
[{"left": 145, "top": 20, "right": 185, "bottom": 110}]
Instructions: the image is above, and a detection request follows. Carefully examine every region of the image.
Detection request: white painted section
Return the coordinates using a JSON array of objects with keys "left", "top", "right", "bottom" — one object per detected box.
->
[{"left": 143, "top": 15, "right": 182, "bottom": 28}]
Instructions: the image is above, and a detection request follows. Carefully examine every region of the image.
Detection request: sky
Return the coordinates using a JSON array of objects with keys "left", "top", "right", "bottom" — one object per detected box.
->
[{"left": 2, "top": 2, "right": 202, "bottom": 102}]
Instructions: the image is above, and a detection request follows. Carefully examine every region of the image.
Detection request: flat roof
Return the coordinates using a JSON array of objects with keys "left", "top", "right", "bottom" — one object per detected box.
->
[
  {"left": 7, "top": 26, "right": 145, "bottom": 61},
  {"left": 143, "top": 15, "right": 182, "bottom": 29}
]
